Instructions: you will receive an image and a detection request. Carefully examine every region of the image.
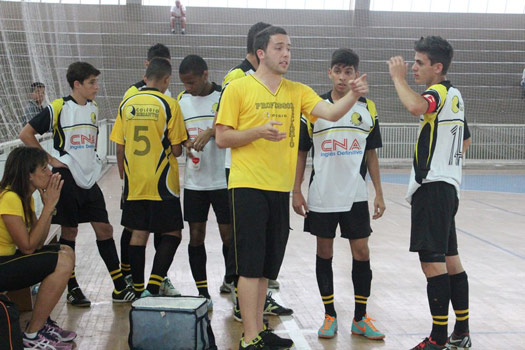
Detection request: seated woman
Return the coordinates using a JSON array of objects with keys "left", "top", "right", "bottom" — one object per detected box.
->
[{"left": 0, "top": 146, "right": 76, "bottom": 350}]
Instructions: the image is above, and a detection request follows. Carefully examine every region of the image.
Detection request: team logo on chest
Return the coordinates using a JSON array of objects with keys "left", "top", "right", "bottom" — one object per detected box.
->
[
  {"left": 451, "top": 96, "right": 463, "bottom": 113},
  {"left": 90, "top": 112, "right": 96, "bottom": 124},
  {"left": 211, "top": 103, "right": 218, "bottom": 114},
  {"left": 351, "top": 112, "right": 363, "bottom": 126}
]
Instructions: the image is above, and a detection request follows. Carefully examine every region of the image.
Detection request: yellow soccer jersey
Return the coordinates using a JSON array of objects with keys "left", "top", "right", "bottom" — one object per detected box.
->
[
  {"left": 216, "top": 75, "right": 322, "bottom": 192},
  {"left": 110, "top": 88, "right": 187, "bottom": 201},
  {"left": 0, "top": 190, "right": 34, "bottom": 256}
]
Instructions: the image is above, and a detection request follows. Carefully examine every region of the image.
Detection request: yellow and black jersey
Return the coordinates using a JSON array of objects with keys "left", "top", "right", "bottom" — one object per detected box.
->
[
  {"left": 124, "top": 80, "right": 172, "bottom": 100},
  {"left": 222, "top": 59, "right": 256, "bottom": 88},
  {"left": 299, "top": 92, "right": 382, "bottom": 212},
  {"left": 0, "top": 190, "right": 33, "bottom": 256},
  {"left": 216, "top": 75, "right": 322, "bottom": 192},
  {"left": 110, "top": 87, "right": 187, "bottom": 201},
  {"left": 406, "top": 81, "right": 470, "bottom": 203},
  {"left": 28, "top": 96, "right": 102, "bottom": 189}
]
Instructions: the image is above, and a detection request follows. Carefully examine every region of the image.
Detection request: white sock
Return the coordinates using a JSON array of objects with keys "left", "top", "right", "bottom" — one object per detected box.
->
[{"left": 25, "top": 331, "right": 39, "bottom": 339}]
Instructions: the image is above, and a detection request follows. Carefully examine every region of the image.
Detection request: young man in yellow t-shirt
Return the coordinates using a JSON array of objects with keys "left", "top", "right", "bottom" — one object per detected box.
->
[
  {"left": 216, "top": 26, "right": 369, "bottom": 350},
  {"left": 110, "top": 58, "right": 187, "bottom": 297}
]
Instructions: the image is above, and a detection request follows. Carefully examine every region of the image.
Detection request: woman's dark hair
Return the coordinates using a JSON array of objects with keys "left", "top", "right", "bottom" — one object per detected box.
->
[{"left": 0, "top": 146, "right": 48, "bottom": 227}]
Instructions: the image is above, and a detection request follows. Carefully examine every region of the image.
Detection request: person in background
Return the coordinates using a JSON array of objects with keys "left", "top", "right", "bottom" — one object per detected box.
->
[
  {"left": 23, "top": 82, "right": 46, "bottom": 125},
  {"left": 170, "top": 0, "right": 186, "bottom": 34}
]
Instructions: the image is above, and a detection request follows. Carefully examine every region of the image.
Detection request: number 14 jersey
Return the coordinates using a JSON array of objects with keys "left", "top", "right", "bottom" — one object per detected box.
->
[{"left": 110, "top": 87, "right": 187, "bottom": 201}]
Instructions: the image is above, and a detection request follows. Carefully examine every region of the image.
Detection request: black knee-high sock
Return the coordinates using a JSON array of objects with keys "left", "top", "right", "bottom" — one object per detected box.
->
[
  {"left": 427, "top": 273, "right": 451, "bottom": 345},
  {"left": 120, "top": 228, "right": 132, "bottom": 277},
  {"left": 147, "top": 235, "right": 181, "bottom": 294},
  {"left": 153, "top": 233, "right": 162, "bottom": 251},
  {"left": 59, "top": 238, "right": 79, "bottom": 291},
  {"left": 316, "top": 255, "right": 336, "bottom": 317},
  {"left": 450, "top": 271, "right": 469, "bottom": 335},
  {"left": 96, "top": 238, "right": 127, "bottom": 291},
  {"left": 129, "top": 245, "right": 146, "bottom": 295},
  {"left": 352, "top": 259, "right": 372, "bottom": 321},
  {"left": 188, "top": 244, "right": 209, "bottom": 298},
  {"left": 222, "top": 244, "right": 234, "bottom": 283}
]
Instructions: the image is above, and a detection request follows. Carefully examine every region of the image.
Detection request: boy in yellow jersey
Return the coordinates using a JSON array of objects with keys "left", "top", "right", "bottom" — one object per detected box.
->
[
  {"left": 388, "top": 36, "right": 471, "bottom": 350},
  {"left": 110, "top": 58, "right": 187, "bottom": 297},
  {"left": 216, "top": 26, "right": 369, "bottom": 350},
  {"left": 119, "top": 43, "right": 181, "bottom": 297}
]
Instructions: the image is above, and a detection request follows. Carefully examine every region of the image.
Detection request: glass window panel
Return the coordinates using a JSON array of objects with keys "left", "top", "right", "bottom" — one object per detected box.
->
[
  {"left": 304, "top": 0, "right": 318, "bottom": 9},
  {"left": 469, "top": 0, "right": 488, "bottom": 12},
  {"left": 82, "top": 0, "right": 100, "bottom": 4},
  {"left": 411, "top": 0, "right": 431, "bottom": 12},
  {"left": 266, "top": 0, "right": 285, "bottom": 8},
  {"left": 285, "top": 0, "right": 303, "bottom": 9},
  {"left": 61, "top": 0, "right": 81, "bottom": 3},
  {"left": 324, "top": 0, "right": 344, "bottom": 9},
  {"left": 343, "top": 0, "right": 352, "bottom": 10},
  {"left": 370, "top": 0, "right": 394, "bottom": 11},
  {"left": 487, "top": 0, "right": 507, "bottom": 13},
  {"left": 430, "top": 0, "right": 450, "bottom": 12},
  {"left": 505, "top": 0, "right": 525, "bottom": 13},
  {"left": 213, "top": 0, "right": 228, "bottom": 7},
  {"left": 448, "top": 0, "right": 468, "bottom": 12},
  {"left": 190, "top": 0, "right": 210, "bottom": 6},
  {"left": 392, "top": 0, "right": 411, "bottom": 11},
  {"left": 246, "top": 0, "right": 266, "bottom": 7}
]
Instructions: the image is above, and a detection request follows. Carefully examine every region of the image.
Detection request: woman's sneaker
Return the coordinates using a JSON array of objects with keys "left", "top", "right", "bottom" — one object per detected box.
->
[
  {"left": 44, "top": 318, "right": 77, "bottom": 342},
  {"left": 23, "top": 328, "right": 72, "bottom": 350}
]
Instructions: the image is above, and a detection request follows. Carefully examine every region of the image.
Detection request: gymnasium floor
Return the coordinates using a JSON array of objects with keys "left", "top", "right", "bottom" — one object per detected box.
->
[{"left": 31, "top": 165, "right": 525, "bottom": 349}]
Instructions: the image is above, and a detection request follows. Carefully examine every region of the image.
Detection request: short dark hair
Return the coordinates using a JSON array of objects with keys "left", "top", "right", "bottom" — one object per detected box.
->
[
  {"left": 247, "top": 22, "right": 271, "bottom": 54},
  {"left": 253, "top": 26, "right": 288, "bottom": 63},
  {"left": 331, "top": 48, "right": 359, "bottom": 70},
  {"left": 179, "top": 55, "right": 208, "bottom": 76},
  {"left": 147, "top": 43, "right": 171, "bottom": 61},
  {"left": 66, "top": 62, "right": 100, "bottom": 89},
  {"left": 31, "top": 82, "right": 45, "bottom": 91},
  {"left": 414, "top": 36, "right": 454, "bottom": 75},
  {"left": 145, "top": 57, "right": 172, "bottom": 81}
]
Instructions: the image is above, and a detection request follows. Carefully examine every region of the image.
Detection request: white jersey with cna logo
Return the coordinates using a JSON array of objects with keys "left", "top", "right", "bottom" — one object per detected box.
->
[
  {"left": 406, "top": 81, "right": 469, "bottom": 203},
  {"left": 29, "top": 96, "right": 102, "bottom": 189},
  {"left": 300, "top": 92, "right": 382, "bottom": 213},
  {"left": 178, "top": 84, "right": 227, "bottom": 191}
]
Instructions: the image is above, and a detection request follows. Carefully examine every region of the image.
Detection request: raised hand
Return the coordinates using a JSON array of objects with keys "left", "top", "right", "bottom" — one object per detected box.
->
[
  {"left": 39, "top": 172, "right": 63, "bottom": 209},
  {"left": 349, "top": 73, "right": 369, "bottom": 97},
  {"left": 387, "top": 56, "right": 409, "bottom": 80}
]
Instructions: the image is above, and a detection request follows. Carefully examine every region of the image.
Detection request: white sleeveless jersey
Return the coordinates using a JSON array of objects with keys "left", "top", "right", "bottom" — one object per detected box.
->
[
  {"left": 29, "top": 96, "right": 102, "bottom": 189},
  {"left": 300, "top": 93, "right": 382, "bottom": 212},
  {"left": 178, "top": 84, "right": 227, "bottom": 191},
  {"left": 406, "top": 81, "right": 467, "bottom": 203}
]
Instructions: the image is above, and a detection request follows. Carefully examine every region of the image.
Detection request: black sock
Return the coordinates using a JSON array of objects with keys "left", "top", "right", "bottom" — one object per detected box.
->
[
  {"left": 316, "top": 255, "right": 336, "bottom": 317},
  {"left": 234, "top": 277, "right": 239, "bottom": 309},
  {"left": 129, "top": 245, "right": 146, "bottom": 295},
  {"left": 222, "top": 244, "right": 233, "bottom": 283},
  {"left": 450, "top": 271, "right": 469, "bottom": 335},
  {"left": 147, "top": 235, "right": 181, "bottom": 294},
  {"left": 153, "top": 233, "right": 162, "bottom": 251},
  {"left": 352, "top": 259, "right": 372, "bottom": 321},
  {"left": 59, "top": 238, "right": 79, "bottom": 291},
  {"left": 188, "top": 244, "right": 210, "bottom": 298},
  {"left": 427, "top": 273, "right": 450, "bottom": 345},
  {"left": 96, "top": 238, "right": 127, "bottom": 291},
  {"left": 120, "top": 228, "right": 132, "bottom": 277}
]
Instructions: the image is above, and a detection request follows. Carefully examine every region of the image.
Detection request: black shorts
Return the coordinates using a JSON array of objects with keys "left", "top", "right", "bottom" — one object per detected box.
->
[
  {"left": 410, "top": 182, "right": 459, "bottom": 255},
  {"left": 0, "top": 245, "right": 60, "bottom": 292},
  {"left": 52, "top": 168, "right": 109, "bottom": 227},
  {"left": 183, "top": 189, "right": 230, "bottom": 224},
  {"left": 122, "top": 199, "right": 183, "bottom": 234},
  {"left": 304, "top": 201, "right": 372, "bottom": 239},
  {"left": 230, "top": 188, "right": 289, "bottom": 280}
]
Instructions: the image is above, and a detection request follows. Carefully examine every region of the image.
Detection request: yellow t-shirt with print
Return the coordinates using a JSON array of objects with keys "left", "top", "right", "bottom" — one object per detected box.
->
[
  {"left": 0, "top": 190, "right": 34, "bottom": 256},
  {"left": 216, "top": 75, "right": 322, "bottom": 192},
  {"left": 110, "top": 88, "right": 187, "bottom": 201}
]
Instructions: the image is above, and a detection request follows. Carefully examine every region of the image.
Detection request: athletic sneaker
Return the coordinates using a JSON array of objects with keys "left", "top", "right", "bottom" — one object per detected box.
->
[
  {"left": 66, "top": 287, "right": 91, "bottom": 307},
  {"left": 239, "top": 336, "right": 267, "bottom": 350},
  {"left": 318, "top": 314, "right": 337, "bottom": 339},
  {"left": 112, "top": 285, "right": 137, "bottom": 303},
  {"left": 206, "top": 298, "right": 213, "bottom": 311},
  {"left": 263, "top": 292, "right": 293, "bottom": 316},
  {"left": 233, "top": 304, "right": 243, "bottom": 322},
  {"left": 351, "top": 314, "right": 385, "bottom": 340},
  {"left": 259, "top": 328, "right": 294, "bottom": 349},
  {"left": 411, "top": 337, "right": 447, "bottom": 350},
  {"left": 268, "top": 279, "right": 280, "bottom": 290},
  {"left": 446, "top": 332, "right": 472, "bottom": 349},
  {"left": 181, "top": 29, "right": 185, "bottom": 34},
  {"left": 23, "top": 328, "right": 72, "bottom": 350},
  {"left": 171, "top": 29, "right": 175, "bottom": 33},
  {"left": 124, "top": 274, "right": 133, "bottom": 287},
  {"left": 140, "top": 290, "right": 153, "bottom": 298},
  {"left": 45, "top": 318, "right": 77, "bottom": 342},
  {"left": 220, "top": 278, "right": 234, "bottom": 294},
  {"left": 160, "top": 277, "right": 181, "bottom": 296}
]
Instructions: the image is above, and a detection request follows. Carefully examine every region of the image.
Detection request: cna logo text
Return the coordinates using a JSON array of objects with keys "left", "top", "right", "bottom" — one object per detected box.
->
[
  {"left": 320, "top": 138, "right": 362, "bottom": 157},
  {"left": 70, "top": 134, "right": 96, "bottom": 150}
]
